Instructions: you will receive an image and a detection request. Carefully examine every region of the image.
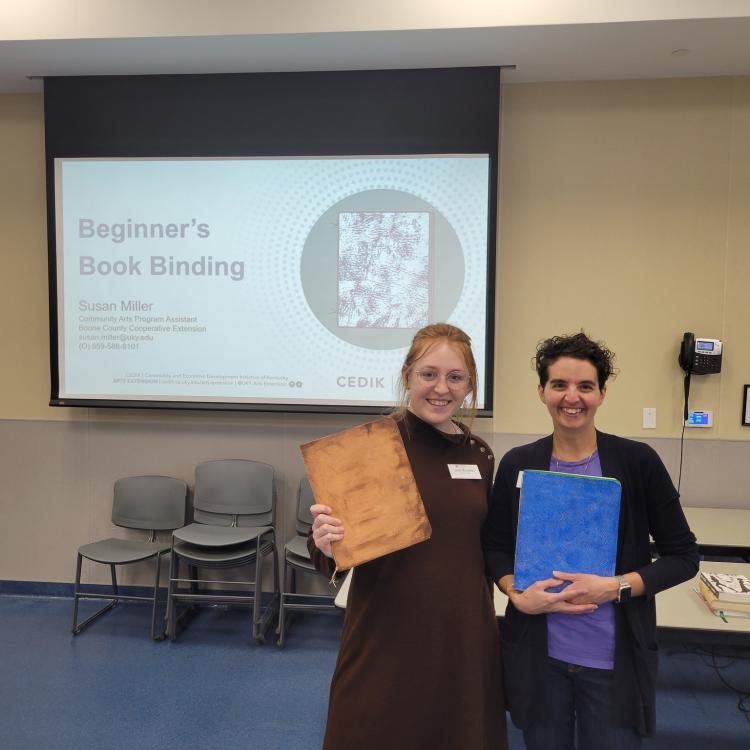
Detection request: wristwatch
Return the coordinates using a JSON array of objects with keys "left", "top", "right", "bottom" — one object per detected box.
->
[{"left": 616, "top": 575, "right": 631, "bottom": 603}]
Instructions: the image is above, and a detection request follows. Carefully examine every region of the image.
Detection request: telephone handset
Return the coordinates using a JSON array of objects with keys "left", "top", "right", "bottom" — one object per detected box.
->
[
  {"left": 679, "top": 332, "right": 723, "bottom": 375},
  {"left": 677, "top": 332, "right": 723, "bottom": 493}
]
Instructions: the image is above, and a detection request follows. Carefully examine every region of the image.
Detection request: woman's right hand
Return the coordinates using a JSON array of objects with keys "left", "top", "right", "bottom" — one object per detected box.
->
[
  {"left": 502, "top": 576, "right": 598, "bottom": 616},
  {"left": 310, "top": 504, "right": 344, "bottom": 559}
]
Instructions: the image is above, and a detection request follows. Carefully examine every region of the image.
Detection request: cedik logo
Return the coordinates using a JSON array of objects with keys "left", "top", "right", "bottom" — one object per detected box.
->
[{"left": 336, "top": 376, "right": 385, "bottom": 388}]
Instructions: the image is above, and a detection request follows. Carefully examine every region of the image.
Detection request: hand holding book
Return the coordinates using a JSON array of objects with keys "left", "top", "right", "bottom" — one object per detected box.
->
[
  {"left": 502, "top": 569, "right": 646, "bottom": 614},
  {"left": 301, "top": 418, "right": 432, "bottom": 571},
  {"left": 310, "top": 504, "right": 344, "bottom": 559},
  {"left": 552, "top": 571, "right": 618, "bottom": 605},
  {"left": 500, "top": 573, "right": 598, "bottom": 615}
]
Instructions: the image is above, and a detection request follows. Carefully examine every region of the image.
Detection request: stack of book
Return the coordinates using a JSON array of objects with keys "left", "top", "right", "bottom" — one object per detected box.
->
[{"left": 698, "top": 571, "right": 750, "bottom": 619}]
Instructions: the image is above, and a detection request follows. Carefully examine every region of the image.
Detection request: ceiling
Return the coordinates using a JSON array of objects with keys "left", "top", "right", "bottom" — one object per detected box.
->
[{"left": 2, "top": 10, "right": 750, "bottom": 93}]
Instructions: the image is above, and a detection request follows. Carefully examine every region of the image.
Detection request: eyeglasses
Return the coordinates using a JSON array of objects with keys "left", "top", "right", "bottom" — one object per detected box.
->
[{"left": 414, "top": 369, "right": 469, "bottom": 386}]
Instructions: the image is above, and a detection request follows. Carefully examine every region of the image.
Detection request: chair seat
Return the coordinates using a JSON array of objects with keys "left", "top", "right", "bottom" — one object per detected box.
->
[
  {"left": 173, "top": 523, "right": 271, "bottom": 547},
  {"left": 173, "top": 538, "right": 275, "bottom": 564},
  {"left": 78, "top": 538, "right": 170, "bottom": 565},
  {"left": 284, "top": 535, "right": 312, "bottom": 560},
  {"left": 286, "top": 554, "right": 317, "bottom": 572}
]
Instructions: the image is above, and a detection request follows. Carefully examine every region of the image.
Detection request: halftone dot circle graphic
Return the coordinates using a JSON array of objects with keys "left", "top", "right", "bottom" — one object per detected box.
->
[
  {"left": 237, "top": 156, "right": 490, "bottom": 375},
  {"left": 301, "top": 188, "right": 465, "bottom": 351}
]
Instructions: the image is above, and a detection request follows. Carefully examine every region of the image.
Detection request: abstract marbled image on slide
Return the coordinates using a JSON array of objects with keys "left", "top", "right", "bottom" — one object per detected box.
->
[{"left": 337, "top": 211, "right": 431, "bottom": 328}]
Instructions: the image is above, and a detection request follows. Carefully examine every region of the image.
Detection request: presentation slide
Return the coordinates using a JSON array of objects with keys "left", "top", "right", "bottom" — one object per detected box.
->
[{"left": 54, "top": 155, "right": 491, "bottom": 410}]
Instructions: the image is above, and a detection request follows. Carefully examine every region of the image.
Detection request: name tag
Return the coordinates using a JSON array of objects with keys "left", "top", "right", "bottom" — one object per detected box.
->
[{"left": 448, "top": 463, "right": 482, "bottom": 479}]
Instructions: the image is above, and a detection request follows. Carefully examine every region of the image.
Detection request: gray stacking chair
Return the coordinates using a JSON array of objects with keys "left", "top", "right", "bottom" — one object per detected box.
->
[
  {"left": 276, "top": 477, "right": 339, "bottom": 647},
  {"left": 166, "top": 459, "right": 279, "bottom": 644},
  {"left": 72, "top": 475, "right": 188, "bottom": 640}
]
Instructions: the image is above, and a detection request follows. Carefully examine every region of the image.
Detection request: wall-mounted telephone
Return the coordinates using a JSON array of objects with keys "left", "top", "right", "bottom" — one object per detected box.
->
[
  {"left": 678, "top": 332, "right": 723, "bottom": 375},
  {"left": 676, "top": 332, "right": 723, "bottom": 493}
]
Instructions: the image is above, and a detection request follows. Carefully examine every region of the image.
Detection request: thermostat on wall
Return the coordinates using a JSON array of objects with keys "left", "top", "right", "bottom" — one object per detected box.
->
[{"left": 685, "top": 410, "right": 713, "bottom": 427}]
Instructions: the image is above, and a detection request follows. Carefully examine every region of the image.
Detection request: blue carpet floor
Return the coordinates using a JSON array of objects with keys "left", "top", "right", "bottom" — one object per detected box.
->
[{"left": 0, "top": 595, "right": 747, "bottom": 749}]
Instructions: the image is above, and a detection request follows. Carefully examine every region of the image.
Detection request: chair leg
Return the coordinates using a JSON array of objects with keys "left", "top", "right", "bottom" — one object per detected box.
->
[
  {"left": 110, "top": 564, "right": 119, "bottom": 598},
  {"left": 151, "top": 551, "right": 165, "bottom": 641},
  {"left": 166, "top": 548, "right": 177, "bottom": 640},
  {"left": 285, "top": 555, "right": 296, "bottom": 640},
  {"left": 272, "top": 544, "right": 280, "bottom": 597},
  {"left": 71, "top": 553, "right": 83, "bottom": 634},
  {"left": 71, "top": 557, "right": 118, "bottom": 635},
  {"left": 277, "top": 556, "right": 288, "bottom": 647},
  {"left": 270, "top": 542, "right": 280, "bottom": 620},
  {"left": 167, "top": 551, "right": 197, "bottom": 640},
  {"left": 252, "top": 543, "right": 264, "bottom": 643}
]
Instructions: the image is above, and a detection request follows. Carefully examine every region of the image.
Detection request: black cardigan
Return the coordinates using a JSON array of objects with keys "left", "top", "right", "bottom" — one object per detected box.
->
[{"left": 482, "top": 431, "right": 699, "bottom": 736}]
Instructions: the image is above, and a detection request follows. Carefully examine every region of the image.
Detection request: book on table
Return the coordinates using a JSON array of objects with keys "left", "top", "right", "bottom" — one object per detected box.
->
[
  {"left": 513, "top": 470, "right": 622, "bottom": 592},
  {"left": 300, "top": 417, "right": 432, "bottom": 572},
  {"left": 699, "top": 571, "right": 750, "bottom": 605},
  {"left": 698, "top": 578, "right": 750, "bottom": 618}
]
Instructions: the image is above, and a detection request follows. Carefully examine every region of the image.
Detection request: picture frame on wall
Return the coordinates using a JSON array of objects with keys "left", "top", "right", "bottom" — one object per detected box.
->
[{"left": 743, "top": 385, "right": 750, "bottom": 426}]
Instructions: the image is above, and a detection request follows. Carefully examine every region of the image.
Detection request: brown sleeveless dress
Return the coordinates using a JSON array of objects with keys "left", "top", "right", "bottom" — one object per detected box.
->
[{"left": 309, "top": 411, "right": 507, "bottom": 750}]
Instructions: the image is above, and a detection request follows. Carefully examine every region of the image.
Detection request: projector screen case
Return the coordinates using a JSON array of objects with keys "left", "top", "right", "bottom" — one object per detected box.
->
[{"left": 45, "top": 69, "right": 500, "bottom": 415}]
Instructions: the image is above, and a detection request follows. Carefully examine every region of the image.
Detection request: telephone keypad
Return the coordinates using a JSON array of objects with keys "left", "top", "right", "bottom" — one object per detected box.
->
[{"left": 695, "top": 355, "right": 720, "bottom": 372}]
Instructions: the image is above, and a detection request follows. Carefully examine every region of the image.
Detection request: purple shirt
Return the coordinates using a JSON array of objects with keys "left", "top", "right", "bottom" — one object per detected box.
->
[{"left": 546, "top": 452, "right": 616, "bottom": 670}]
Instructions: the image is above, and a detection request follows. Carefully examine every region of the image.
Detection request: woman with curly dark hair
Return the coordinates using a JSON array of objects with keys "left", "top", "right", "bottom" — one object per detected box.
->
[{"left": 484, "top": 332, "right": 698, "bottom": 750}]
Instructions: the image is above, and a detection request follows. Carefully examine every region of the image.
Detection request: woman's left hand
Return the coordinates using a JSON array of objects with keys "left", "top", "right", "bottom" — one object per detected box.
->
[{"left": 552, "top": 571, "right": 619, "bottom": 605}]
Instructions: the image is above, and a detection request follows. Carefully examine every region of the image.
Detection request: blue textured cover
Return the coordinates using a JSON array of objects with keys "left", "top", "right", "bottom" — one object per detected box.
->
[{"left": 514, "top": 470, "right": 621, "bottom": 591}]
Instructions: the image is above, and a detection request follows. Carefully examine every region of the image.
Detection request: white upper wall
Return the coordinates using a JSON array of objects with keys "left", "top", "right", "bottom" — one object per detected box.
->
[
  {"left": 3, "top": 0, "right": 750, "bottom": 40},
  {"left": 3, "top": 1, "right": 750, "bottom": 92}
]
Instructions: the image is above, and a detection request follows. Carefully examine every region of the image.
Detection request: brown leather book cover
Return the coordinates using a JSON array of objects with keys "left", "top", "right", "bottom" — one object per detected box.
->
[{"left": 300, "top": 418, "right": 432, "bottom": 570}]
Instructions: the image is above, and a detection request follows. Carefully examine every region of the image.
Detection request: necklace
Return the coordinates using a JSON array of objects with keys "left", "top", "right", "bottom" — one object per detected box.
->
[
  {"left": 553, "top": 449, "right": 596, "bottom": 476},
  {"left": 442, "top": 420, "right": 462, "bottom": 436}
]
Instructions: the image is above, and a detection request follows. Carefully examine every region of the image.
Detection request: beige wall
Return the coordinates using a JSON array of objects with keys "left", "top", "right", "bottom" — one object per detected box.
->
[
  {"left": 0, "top": 94, "right": 58, "bottom": 421},
  {"left": 496, "top": 77, "right": 750, "bottom": 440},
  {"left": 1, "top": 77, "right": 749, "bottom": 585},
  {"left": 3, "top": 79, "right": 750, "bottom": 436}
]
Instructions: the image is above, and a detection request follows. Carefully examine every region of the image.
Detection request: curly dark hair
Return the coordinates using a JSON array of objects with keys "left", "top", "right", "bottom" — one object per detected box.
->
[{"left": 534, "top": 332, "right": 616, "bottom": 390}]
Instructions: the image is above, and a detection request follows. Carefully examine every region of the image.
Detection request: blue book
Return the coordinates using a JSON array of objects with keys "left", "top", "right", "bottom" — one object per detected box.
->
[{"left": 513, "top": 470, "right": 621, "bottom": 591}]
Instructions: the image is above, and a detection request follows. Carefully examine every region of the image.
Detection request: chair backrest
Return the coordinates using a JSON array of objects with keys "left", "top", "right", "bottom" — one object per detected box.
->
[
  {"left": 296, "top": 477, "right": 315, "bottom": 535},
  {"left": 192, "top": 459, "right": 276, "bottom": 527},
  {"left": 112, "top": 475, "right": 188, "bottom": 531}
]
